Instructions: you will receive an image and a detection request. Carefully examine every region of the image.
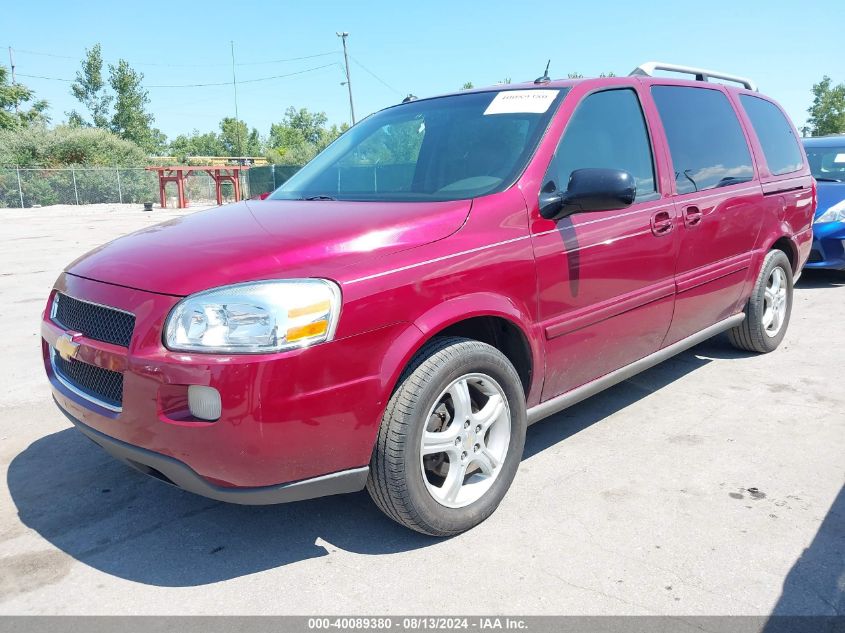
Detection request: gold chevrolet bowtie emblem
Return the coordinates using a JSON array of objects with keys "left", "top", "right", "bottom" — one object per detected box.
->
[{"left": 55, "top": 334, "right": 81, "bottom": 361}]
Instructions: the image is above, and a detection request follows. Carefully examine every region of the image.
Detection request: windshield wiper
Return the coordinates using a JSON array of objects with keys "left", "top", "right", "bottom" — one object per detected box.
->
[
  {"left": 814, "top": 177, "right": 843, "bottom": 183},
  {"left": 300, "top": 195, "right": 338, "bottom": 201}
]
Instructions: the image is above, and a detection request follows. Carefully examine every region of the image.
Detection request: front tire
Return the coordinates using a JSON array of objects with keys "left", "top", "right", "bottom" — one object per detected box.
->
[
  {"left": 728, "top": 249, "right": 793, "bottom": 353},
  {"left": 367, "top": 337, "right": 527, "bottom": 536}
]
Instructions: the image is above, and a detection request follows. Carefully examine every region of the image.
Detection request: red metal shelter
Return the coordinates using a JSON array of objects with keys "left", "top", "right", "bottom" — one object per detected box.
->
[{"left": 146, "top": 165, "right": 249, "bottom": 209}]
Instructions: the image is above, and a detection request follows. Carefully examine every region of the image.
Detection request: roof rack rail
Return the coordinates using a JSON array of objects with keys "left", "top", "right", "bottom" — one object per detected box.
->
[{"left": 629, "top": 61, "right": 757, "bottom": 92}]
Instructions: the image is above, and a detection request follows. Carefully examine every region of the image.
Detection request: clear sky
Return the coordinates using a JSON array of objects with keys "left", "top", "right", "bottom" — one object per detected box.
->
[{"left": 3, "top": 0, "right": 843, "bottom": 140}]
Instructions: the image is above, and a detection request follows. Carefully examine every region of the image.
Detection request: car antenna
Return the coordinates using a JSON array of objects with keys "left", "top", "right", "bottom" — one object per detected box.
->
[{"left": 534, "top": 60, "right": 551, "bottom": 84}]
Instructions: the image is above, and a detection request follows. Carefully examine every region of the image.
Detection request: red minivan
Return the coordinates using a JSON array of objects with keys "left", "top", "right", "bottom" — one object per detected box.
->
[{"left": 42, "top": 63, "right": 815, "bottom": 535}]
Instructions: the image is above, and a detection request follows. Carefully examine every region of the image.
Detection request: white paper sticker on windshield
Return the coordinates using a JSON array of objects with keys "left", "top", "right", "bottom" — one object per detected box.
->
[
  {"left": 484, "top": 90, "right": 559, "bottom": 115},
  {"left": 834, "top": 153, "right": 845, "bottom": 164}
]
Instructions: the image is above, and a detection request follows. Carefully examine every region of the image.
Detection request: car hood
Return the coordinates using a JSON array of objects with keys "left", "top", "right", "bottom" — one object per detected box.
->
[
  {"left": 815, "top": 181, "right": 845, "bottom": 219},
  {"left": 66, "top": 199, "right": 471, "bottom": 296}
]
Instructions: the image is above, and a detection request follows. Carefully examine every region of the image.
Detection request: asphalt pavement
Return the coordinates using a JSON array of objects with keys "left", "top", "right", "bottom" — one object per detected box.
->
[{"left": 0, "top": 204, "right": 842, "bottom": 615}]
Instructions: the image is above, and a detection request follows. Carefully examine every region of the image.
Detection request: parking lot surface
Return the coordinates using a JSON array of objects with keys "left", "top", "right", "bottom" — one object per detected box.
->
[{"left": 0, "top": 204, "right": 842, "bottom": 615}]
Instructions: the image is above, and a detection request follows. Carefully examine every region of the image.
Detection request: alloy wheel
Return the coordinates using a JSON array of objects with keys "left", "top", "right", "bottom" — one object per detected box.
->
[
  {"left": 419, "top": 373, "right": 511, "bottom": 509},
  {"left": 762, "top": 266, "right": 788, "bottom": 337}
]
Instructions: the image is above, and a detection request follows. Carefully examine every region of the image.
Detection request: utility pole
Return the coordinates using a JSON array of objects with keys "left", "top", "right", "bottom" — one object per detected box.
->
[
  {"left": 336, "top": 32, "right": 356, "bottom": 125},
  {"left": 8, "top": 47, "right": 18, "bottom": 113},
  {"left": 230, "top": 40, "right": 243, "bottom": 158}
]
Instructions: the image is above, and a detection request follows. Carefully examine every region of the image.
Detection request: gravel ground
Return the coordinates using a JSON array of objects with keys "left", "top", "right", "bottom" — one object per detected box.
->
[{"left": 0, "top": 203, "right": 842, "bottom": 616}]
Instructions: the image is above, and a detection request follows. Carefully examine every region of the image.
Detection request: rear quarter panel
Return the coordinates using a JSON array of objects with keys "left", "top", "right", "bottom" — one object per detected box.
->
[{"left": 728, "top": 90, "right": 815, "bottom": 281}]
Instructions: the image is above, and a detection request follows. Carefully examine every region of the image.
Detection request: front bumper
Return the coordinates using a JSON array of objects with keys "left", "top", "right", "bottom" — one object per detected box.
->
[
  {"left": 59, "top": 404, "right": 368, "bottom": 504},
  {"left": 805, "top": 221, "right": 845, "bottom": 270},
  {"left": 43, "top": 273, "right": 407, "bottom": 496}
]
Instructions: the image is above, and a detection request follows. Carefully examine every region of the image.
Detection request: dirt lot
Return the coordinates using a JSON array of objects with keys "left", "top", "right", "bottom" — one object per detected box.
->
[{"left": 0, "top": 203, "right": 842, "bottom": 615}]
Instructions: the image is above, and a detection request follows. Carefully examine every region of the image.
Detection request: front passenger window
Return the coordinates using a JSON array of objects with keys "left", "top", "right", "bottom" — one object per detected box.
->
[{"left": 546, "top": 89, "right": 658, "bottom": 201}]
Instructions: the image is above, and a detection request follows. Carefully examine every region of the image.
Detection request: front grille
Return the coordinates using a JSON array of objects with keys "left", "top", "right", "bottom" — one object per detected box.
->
[
  {"left": 53, "top": 293, "right": 135, "bottom": 348},
  {"left": 53, "top": 351, "right": 124, "bottom": 410}
]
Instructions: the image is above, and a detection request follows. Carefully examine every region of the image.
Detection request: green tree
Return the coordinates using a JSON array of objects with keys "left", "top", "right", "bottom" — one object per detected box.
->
[
  {"left": 270, "top": 107, "right": 329, "bottom": 146},
  {"left": 266, "top": 144, "right": 319, "bottom": 166},
  {"left": 324, "top": 122, "right": 350, "bottom": 145},
  {"left": 267, "top": 107, "right": 344, "bottom": 165},
  {"left": 807, "top": 76, "right": 845, "bottom": 137},
  {"left": 0, "top": 66, "right": 49, "bottom": 130},
  {"left": 268, "top": 122, "right": 306, "bottom": 152},
  {"left": 0, "top": 125, "right": 155, "bottom": 207},
  {"left": 0, "top": 124, "right": 147, "bottom": 167},
  {"left": 461, "top": 81, "right": 474, "bottom": 90},
  {"left": 219, "top": 117, "right": 262, "bottom": 156},
  {"left": 169, "top": 130, "right": 226, "bottom": 160},
  {"left": 108, "top": 59, "right": 163, "bottom": 152},
  {"left": 68, "top": 44, "right": 112, "bottom": 128},
  {"left": 287, "top": 107, "right": 328, "bottom": 145},
  {"left": 342, "top": 118, "right": 422, "bottom": 166}
]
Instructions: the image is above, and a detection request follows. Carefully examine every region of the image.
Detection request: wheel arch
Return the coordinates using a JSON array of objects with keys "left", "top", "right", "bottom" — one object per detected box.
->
[
  {"left": 377, "top": 294, "right": 543, "bottom": 414},
  {"left": 431, "top": 315, "right": 534, "bottom": 397},
  {"left": 737, "top": 231, "right": 800, "bottom": 314},
  {"left": 768, "top": 235, "right": 799, "bottom": 273}
]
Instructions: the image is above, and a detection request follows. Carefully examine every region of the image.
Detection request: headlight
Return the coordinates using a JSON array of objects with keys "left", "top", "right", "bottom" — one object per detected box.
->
[
  {"left": 164, "top": 279, "right": 341, "bottom": 353},
  {"left": 816, "top": 199, "right": 845, "bottom": 224}
]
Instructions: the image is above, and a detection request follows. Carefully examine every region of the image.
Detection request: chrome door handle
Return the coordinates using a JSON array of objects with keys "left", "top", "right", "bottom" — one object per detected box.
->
[
  {"left": 684, "top": 205, "right": 702, "bottom": 228},
  {"left": 650, "top": 210, "right": 674, "bottom": 236}
]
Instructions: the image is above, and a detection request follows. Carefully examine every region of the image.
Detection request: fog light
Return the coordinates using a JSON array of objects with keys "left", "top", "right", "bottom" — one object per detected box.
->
[{"left": 188, "top": 385, "right": 221, "bottom": 421}]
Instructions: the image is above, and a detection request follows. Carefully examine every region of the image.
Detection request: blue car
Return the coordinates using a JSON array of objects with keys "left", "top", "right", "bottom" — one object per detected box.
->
[{"left": 804, "top": 135, "right": 845, "bottom": 270}]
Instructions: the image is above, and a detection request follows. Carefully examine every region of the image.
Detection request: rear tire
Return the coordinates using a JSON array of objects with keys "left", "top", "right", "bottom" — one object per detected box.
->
[
  {"left": 367, "top": 337, "right": 527, "bottom": 536},
  {"left": 728, "top": 250, "right": 793, "bottom": 353}
]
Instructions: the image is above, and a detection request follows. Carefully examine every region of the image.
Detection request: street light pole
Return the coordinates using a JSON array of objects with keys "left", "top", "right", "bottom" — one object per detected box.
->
[{"left": 336, "top": 31, "right": 356, "bottom": 125}]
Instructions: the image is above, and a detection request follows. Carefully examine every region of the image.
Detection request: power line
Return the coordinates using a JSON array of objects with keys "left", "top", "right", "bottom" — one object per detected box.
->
[
  {"left": 54, "top": 61, "right": 338, "bottom": 115},
  {"left": 225, "top": 63, "right": 338, "bottom": 86},
  {"left": 349, "top": 55, "right": 404, "bottom": 97},
  {"left": 10, "top": 47, "right": 75, "bottom": 60},
  {"left": 17, "top": 63, "right": 339, "bottom": 88},
  {"left": 235, "top": 52, "right": 338, "bottom": 67},
  {"left": 15, "top": 61, "right": 355, "bottom": 129},
  {"left": 11, "top": 44, "right": 406, "bottom": 98},
  {"left": 8, "top": 45, "right": 339, "bottom": 68},
  {"left": 16, "top": 73, "right": 73, "bottom": 82}
]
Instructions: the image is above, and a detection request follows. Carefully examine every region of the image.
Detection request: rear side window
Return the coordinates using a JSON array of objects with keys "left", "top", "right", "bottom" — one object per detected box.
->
[
  {"left": 652, "top": 86, "right": 754, "bottom": 194},
  {"left": 740, "top": 95, "right": 804, "bottom": 176},
  {"left": 545, "top": 89, "right": 657, "bottom": 201}
]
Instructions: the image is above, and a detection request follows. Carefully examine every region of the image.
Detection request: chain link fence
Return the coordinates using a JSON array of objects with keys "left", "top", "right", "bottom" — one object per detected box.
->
[
  {"left": 247, "top": 165, "right": 301, "bottom": 198},
  {"left": 0, "top": 166, "right": 303, "bottom": 209}
]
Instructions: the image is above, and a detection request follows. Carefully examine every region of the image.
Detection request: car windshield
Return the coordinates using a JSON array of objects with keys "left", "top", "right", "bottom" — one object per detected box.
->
[
  {"left": 805, "top": 145, "right": 845, "bottom": 182},
  {"left": 270, "top": 89, "right": 568, "bottom": 202}
]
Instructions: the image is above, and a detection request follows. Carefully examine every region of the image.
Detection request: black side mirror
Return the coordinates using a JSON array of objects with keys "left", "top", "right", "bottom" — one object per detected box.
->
[{"left": 539, "top": 168, "right": 636, "bottom": 220}]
